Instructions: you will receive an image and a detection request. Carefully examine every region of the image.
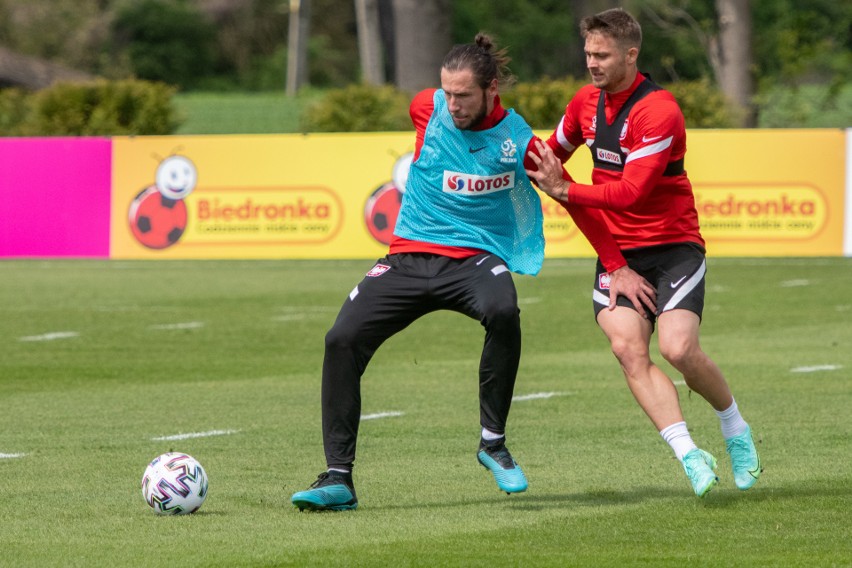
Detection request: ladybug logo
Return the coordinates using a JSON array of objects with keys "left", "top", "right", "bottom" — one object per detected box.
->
[
  {"left": 128, "top": 155, "right": 198, "bottom": 250},
  {"left": 364, "top": 152, "right": 412, "bottom": 245}
]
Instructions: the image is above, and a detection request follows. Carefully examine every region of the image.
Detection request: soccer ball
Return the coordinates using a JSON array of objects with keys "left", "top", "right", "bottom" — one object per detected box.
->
[
  {"left": 141, "top": 452, "right": 208, "bottom": 515},
  {"left": 364, "top": 181, "right": 403, "bottom": 245},
  {"left": 128, "top": 186, "right": 188, "bottom": 250}
]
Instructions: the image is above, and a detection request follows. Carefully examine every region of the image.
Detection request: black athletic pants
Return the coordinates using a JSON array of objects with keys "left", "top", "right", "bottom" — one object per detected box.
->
[{"left": 321, "top": 252, "right": 522, "bottom": 470}]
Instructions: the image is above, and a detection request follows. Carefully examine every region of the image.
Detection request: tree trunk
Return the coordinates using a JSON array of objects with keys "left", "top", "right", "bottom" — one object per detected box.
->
[
  {"left": 355, "top": 0, "right": 386, "bottom": 85},
  {"left": 377, "top": 0, "right": 396, "bottom": 83},
  {"left": 286, "top": 0, "right": 311, "bottom": 96},
  {"left": 710, "top": 0, "right": 756, "bottom": 126},
  {"left": 391, "top": 0, "right": 452, "bottom": 93}
]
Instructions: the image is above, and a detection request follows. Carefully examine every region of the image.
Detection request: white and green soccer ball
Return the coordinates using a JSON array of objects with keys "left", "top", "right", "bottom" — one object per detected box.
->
[{"left": 141, "top": 452, "right": 208, "bottom": 515}]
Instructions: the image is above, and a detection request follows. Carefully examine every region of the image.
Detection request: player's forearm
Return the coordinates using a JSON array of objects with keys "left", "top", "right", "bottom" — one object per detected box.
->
[{"left": 565, "top": 202, "right": 626, "bottom": 272}]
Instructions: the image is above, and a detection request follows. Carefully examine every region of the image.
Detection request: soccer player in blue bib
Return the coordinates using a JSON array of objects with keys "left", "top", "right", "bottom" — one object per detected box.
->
[{"left": 292, "top": 33, "right": 639, "bottom": 511}]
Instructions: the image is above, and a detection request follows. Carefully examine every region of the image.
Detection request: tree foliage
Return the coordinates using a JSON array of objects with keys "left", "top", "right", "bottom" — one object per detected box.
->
[
  {"left": 1, "top": 0, "right": 847, "bottom": 90},
  {"left": 0, "top": 0, "right": 847, "bottom": 127},
  {"left": 112, "top": 0, "right": 216, "bottom": 90},
  {"left": 453, "top": 0, "right": 578, "bottom": 82}
]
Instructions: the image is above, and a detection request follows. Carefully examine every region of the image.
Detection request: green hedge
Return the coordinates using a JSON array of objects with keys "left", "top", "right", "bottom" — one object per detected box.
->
[
  {"left": 299, "top": 84, "right": 412, "bottom": 132},
  {"left": 1, "top": 77, "right": 735, "bottom": 136},
  {"left": 0, "top": 79, "right": 181, "bottom": 136},
  {"left": 298, "top": 77, "right": 735, "bottom": 134},
  {"left": 664, "top": 77, "right": 738, "bottom": 128},
  {"left": 501, "top": 76, "right": 588, "bottom": 130},
  {"left": 504, "top": 76, "right": 736, "bottom": 129}
]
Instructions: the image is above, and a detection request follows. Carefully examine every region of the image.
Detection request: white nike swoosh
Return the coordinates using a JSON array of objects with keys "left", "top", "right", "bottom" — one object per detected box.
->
[
  {"left": 642, "top": 135, "right": 662, "bottom": 143},
  {"left": 670, "top": 275, "right": 687, "bottom": 288},
  {"left": 476, "top": 255, "right": 491, "bottom": 266}
]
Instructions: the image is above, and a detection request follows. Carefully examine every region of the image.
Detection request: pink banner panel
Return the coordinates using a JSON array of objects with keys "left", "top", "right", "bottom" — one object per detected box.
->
[{"left": 0, "top": 137, "right": 112, "bottom": 257}]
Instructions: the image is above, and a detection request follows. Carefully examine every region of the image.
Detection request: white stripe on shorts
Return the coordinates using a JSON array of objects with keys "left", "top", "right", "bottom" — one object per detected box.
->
[{"left": 662, "top": 259, "right": 706, "bottom": 312}]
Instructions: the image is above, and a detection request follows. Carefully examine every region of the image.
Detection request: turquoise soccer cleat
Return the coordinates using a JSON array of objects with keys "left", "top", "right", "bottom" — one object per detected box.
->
[
  {"left": 725, "top": 425, "right": 762, "bottom": 490},
  {"left": 477, "top": 439, "right": 528, "bottom": 494},
  {"left": 292, "top": 471, "right": 358, "bottom": 511},
  {"left": 682, "top": 448, "right": 719, "bottom": 497}
]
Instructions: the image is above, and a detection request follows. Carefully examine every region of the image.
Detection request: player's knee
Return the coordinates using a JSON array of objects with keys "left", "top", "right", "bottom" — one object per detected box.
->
[
  {"left": 325, "top": 322, "right": 358, "bottom": 353},
  {"left": 609, "top": 336, "right": 647, "bottom": 367},
  {"left": 482, "top": 302, "right": 520, "bottom": 332},
  {"left": 659, "top": 338, "right": 695, "bottom": 370}
]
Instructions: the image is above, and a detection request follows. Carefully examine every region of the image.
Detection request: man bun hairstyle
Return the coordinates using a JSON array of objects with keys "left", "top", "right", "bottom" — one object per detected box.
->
[
  {"left": 580, "top": 8, "right": 642, "bottom": 51},
  {"left": 442, "top": 32, "right": 516, "bottom": 89}
]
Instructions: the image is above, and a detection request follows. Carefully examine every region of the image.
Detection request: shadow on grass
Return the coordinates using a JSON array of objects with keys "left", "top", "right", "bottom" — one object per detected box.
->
[
  {"left": 356, "top": 479, "right": 852, "bottom": 513},
  {"left": 354, "top": 486, "right": 681, "bottom": 513}
]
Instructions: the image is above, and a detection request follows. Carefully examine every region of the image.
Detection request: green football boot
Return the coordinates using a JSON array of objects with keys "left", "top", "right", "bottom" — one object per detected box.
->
[
  {"left": 725, "top": 426, "right": 762, "bottom": 490},
  {"left": 682, "top": 448, "right": 719, "bottom": 497}
]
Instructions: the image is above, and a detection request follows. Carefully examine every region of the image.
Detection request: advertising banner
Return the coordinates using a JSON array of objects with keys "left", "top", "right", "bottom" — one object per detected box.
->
[
  {"left": 1, "top": 129, "right": 845, "bottom": 261},
  {"left": 111, "top": 133, "right": 412, "bottom": 259},
  {"left": 111, "top": 129, "right": 847, "bottom": 260},
  {"left": 684, "top": 129, "right": 845, "bottom": 256},
  {"left": 0, "top": 137, "right": 111, "bottom": 258}
]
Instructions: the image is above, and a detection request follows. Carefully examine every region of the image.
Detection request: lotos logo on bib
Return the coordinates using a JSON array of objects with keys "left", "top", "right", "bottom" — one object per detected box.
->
[
  {"left": 443, "top": 170, "right": 515, "bottom": 195},
  {"left": 596, "top": 148, "right": 622, "bottom": 165}
]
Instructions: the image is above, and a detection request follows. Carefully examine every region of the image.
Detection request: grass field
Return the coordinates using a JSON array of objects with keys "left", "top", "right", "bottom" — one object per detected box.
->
[
  {"left": 1, "top": 258, "right": 850, "bottom": 567},
  {"left": 173, "top": 91, "right": 324, "bottom": 135}
]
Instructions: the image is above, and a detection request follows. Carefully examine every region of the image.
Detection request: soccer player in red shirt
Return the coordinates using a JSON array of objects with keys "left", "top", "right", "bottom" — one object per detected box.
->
[{"left": 526, "top": 8, "right": 761, "bottom": 497}]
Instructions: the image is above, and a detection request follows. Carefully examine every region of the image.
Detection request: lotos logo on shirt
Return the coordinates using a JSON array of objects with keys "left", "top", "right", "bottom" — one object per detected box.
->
[
  {"left": 596, "top": 148, "right": 622, "bottom": 165},
  {"left": 443, "top": 170, "right": 515, "bottom": 195}
]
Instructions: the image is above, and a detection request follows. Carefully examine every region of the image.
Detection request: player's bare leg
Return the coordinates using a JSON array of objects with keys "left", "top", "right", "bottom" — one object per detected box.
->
[
  {"left": 657, "top": 309, "right": 761, "bottom": 490},
  {"left": 597, "top": 307, "right": 684, "bottom": 430},
  {"left": 657, "top": 309, "right": 732, "bottom": 411},
  {"left": 597, "top": 306, "right": 718, "bottom": 496}
]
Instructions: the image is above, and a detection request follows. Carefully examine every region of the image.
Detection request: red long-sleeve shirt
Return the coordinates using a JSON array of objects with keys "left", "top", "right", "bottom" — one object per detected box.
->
[
  {"left": 547, "top": 73, "right": 704, "bottom": 251},
  {"left": 391, "top": 89, "right": 627, "bottom": 271}
]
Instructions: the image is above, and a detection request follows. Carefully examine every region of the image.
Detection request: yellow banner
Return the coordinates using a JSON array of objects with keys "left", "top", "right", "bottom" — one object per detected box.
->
[
  {"left": 111, "top": 133, "right": 411, "bottom": 259},
  {"left": 684, "top": 129, "right": 844, "bottom": 256},
  {"left": 111, "top": 129, "right": 846, "bottom": 260}
]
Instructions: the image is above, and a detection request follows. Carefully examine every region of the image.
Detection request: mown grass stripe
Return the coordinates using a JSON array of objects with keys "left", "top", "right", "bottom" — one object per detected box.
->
[
  {"left": 19, "top": 331, "right": 78, "bottom": 342},
  {"left": 151, "top": 429, "right": 239, "bottom": 441},
  {"left": 791, "top": 364, "right": 842, "bottom": 373},
  {"left": 512, "top": 392, "right": 569, "bottom": 401},
  {"left": 149, "top": 322, "right": 205, "bottom": 330},
  {"left": 361, "top": 411, "right": 404, "bottom": 421}
]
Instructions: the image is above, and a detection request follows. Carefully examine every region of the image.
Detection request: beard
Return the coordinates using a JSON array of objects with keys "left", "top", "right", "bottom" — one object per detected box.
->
[{"left": 452, "top": 91, "right": 489, "bottom": 130}]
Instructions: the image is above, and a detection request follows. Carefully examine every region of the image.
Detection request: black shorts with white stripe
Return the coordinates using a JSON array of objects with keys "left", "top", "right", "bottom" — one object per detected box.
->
[{"left": 593, "top": 242, "right": 707, "bottom": 323}]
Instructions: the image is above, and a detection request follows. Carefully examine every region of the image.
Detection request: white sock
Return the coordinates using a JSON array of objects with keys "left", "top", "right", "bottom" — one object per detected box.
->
[
  {"left": 715, "top": 398, "right": 749, "bottom": 439},
  {"left": 660, "top": 421, "right": 698, "bottom": 461},
  {"left": 327, "top": 467, "right": 350, "bottom": 474},
  {"left": 481, "top": 428, "right": 504, "bottom": 441}
]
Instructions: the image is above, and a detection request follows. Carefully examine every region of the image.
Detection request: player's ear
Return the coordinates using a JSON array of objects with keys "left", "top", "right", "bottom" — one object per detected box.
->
[{"left": 486, "top": 77, "right": 499, "bottom": 98}]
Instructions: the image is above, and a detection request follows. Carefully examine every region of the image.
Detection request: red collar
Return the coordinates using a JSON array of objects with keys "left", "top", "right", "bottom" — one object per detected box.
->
[{"left": 473, "top": 95, "right": 508, "bottom": 131}]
